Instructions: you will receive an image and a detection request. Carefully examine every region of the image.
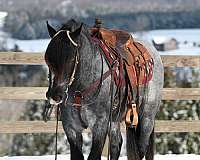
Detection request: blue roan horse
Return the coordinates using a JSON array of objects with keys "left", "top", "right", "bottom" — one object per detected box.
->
[{"left": 44, "top": 19, "right": 164, "bottom": 160}]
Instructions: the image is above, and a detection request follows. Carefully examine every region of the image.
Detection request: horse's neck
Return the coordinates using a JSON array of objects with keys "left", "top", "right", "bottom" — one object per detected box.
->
[{"left": 74, "top": 34, "right": 103, "bottom": 90}]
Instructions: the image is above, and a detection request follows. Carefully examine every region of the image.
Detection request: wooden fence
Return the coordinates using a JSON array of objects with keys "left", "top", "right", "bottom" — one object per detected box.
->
[{"left": 0, "top": 52, "right": 200, "bottom": 133}]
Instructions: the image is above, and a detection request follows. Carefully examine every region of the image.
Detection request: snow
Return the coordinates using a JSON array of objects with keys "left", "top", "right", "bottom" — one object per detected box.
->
[
  {"left": 137, "top": 29, "right": 200, "bottom": 44},
  {"left": 151, "top": 36, "right": 171, "bottom": 44},
  {"left": 159, "top": 47, "right": 200, "bottom": 55},
  {"left": 6, "top": 38, "right": 50, "bottom": 52},
  {"left": 0, "top": 11, "right": 7, "bottom": 28},
  {"left": 0, "top": 154, "right": 200, "bottom": 160},
  {"left": 0, "top": 11, "right": 50, "bottom": 52},
  {"left": 134, "top": 29, "right": 200, "bottom": 56},
  {"left": 0, "top": 26, "right": 200, "bottom": 55}
]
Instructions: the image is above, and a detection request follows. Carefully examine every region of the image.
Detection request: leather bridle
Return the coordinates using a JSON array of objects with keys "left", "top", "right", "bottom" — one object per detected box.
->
[{"left": 43, "top": 30, "right": 80, "bottom": 120}]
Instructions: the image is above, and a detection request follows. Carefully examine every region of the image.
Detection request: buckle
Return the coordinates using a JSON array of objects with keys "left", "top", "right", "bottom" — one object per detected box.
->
[{"left": 73, "top": 91, "right": 82, "bottom": 108}]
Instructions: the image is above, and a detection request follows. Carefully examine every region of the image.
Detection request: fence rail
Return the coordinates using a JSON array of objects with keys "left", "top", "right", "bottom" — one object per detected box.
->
[
  {"left": 0, "top": 87, "right": 200, "bottom": 100},
  {"left": 0, "top": 52, "right": 200, "bottom": 134},
  {"left": 0, "top": 120, "right": 200, "bottom": 133},
  {"left": 0, "top": 52, "right": 200, "bottom": 67}
]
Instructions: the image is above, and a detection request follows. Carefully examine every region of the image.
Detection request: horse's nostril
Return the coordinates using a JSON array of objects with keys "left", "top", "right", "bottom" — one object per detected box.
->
[
  {"left": 50, "top": 86, "right": 64, "bottom": 102},
  {"left": 53, "top": 95, "right": 63, "bottom": 102},
  {"left": 59, "top": 95, "right": 63, "bottom": 101}
]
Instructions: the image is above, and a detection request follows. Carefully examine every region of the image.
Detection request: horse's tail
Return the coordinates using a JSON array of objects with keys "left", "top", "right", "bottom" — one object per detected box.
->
[{"left": 126, "top": 127, "right": 140, "bottom": 160}]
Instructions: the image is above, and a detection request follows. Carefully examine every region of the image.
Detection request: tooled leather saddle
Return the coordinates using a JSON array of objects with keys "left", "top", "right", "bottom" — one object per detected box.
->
[{"left": 91, "top": 22, "right": 154, "bottom": 128}]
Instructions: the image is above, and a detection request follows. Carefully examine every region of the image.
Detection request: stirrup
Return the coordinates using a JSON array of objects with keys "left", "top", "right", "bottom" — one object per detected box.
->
[{"left": 125, "top": 103, "right": 138, "bottom": 129}]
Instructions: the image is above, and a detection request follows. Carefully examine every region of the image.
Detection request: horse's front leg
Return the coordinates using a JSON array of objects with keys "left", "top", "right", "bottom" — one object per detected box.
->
[
  {"left": 109, "top": 122, "right": 123, "bottom": 160},
  {"left": 87, "top": 115, "right": 109, "bottom": 160},
  {"left": 65, "top": 127, "right": 84, "bottom": 160},
  {"left": 61, "top": 106, "right": 85, "bottom": 160}
]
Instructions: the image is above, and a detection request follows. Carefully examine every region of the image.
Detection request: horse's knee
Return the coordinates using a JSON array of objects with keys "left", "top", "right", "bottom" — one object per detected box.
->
[
  {"left": 64, "top": 127, "right": 77, "bottom": 141},
  {"left": 110, "top": 122, "right": 122, "bottom": 145},
  {"left": 64, "top": 127, "right": 83, "bottom": 148},
  {"left": 64, "top": 128, "right": 84, "bottom": 160},
  {"left": 140, "top": 118, "right": 154, "bottom": 134},
  {"left": 88, "top": 120, "right": 108, "bottom": 158},
  {"left": 110, "top": 128, "right": 122, "bottom": 149}
]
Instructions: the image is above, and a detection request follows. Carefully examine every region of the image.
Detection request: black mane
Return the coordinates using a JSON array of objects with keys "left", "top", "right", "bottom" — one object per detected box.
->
[
  {"left": 61, "top": 19, "right": 90, "bottom": 36},
  {"left": 61, "top": 19, "right": 81, "bottom": 32}
]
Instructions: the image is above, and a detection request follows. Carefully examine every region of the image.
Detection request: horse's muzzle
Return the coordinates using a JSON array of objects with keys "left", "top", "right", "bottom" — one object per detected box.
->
[{"left": 49, "top": 98, "right": 63, "bottom": 105}]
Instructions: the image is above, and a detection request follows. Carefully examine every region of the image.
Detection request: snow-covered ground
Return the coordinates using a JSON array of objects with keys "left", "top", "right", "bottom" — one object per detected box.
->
[
  {"left": 6, "top": 38, "right": 50, "bottom": 52},
  {"left": 1, "top": 154, "right": 200, "bottom": 160}
]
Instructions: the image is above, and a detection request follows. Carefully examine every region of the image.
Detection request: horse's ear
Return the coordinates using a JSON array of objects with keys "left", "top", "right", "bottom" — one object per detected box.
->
[
  {"left": 72, "top": 23, "right": 83, "bottom": 37},
  {"left": 46, "top": 21, "right": 57, "bottom": 38}
]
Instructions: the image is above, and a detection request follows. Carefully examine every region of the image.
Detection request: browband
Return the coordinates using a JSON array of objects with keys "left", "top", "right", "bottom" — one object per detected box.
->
[{"left": 53, "top": 30, "right": 78, "bottom": 47}]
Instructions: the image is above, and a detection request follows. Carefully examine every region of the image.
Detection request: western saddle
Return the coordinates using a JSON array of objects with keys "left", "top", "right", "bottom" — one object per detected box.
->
[{"left": 91, "top": 19, "right": 154, "bottom": 128}]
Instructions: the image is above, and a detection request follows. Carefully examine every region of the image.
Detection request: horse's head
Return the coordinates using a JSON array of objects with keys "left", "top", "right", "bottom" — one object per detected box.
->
[{"left": 45, "top": 20, "right": 83, "bottom": 104}]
